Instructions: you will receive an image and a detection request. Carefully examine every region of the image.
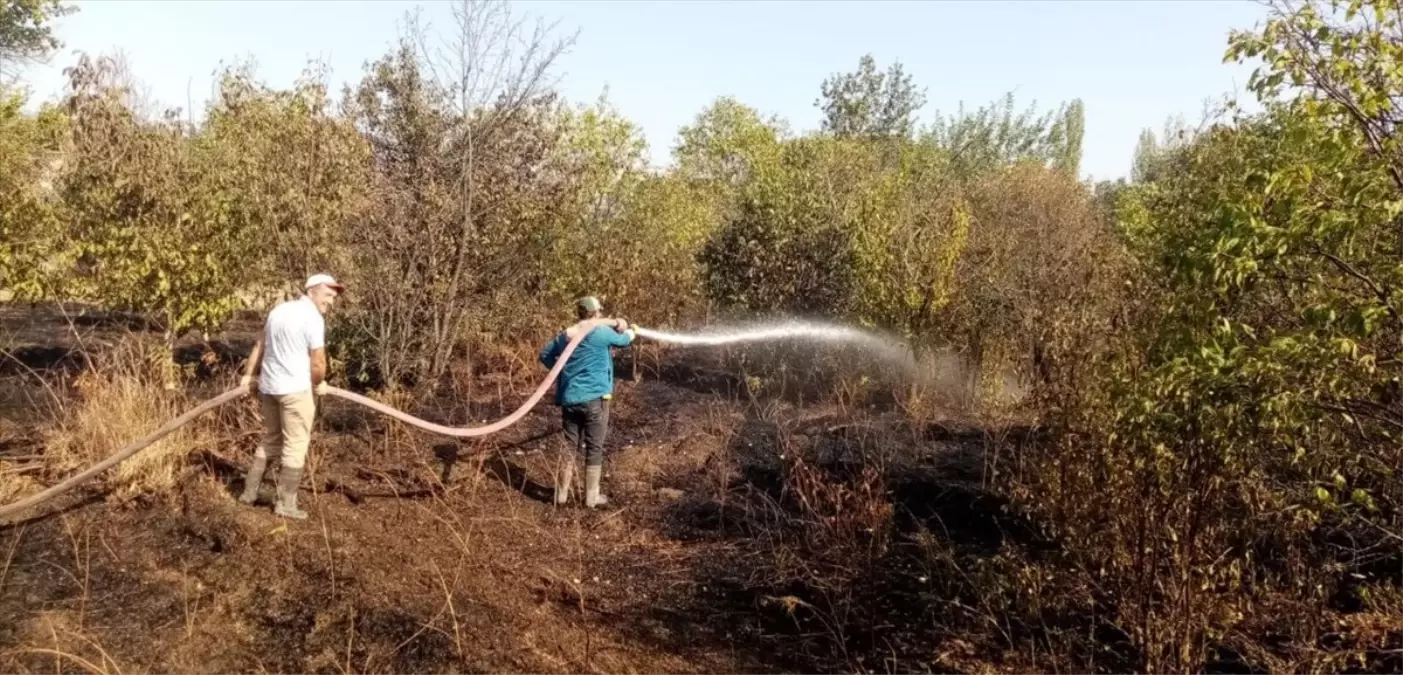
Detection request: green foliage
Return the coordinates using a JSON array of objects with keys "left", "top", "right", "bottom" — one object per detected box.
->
[
  {"left": 1228, "top": 0, "right": 1403, "bottom": 193},
  {"left": 1, "top": 23, "right": 1107, "bottom": 405},
  {"left": 1130, "top": 129, "right": 1159, "bottom": 183},
  {"left": 606, "top": 174, "right": 716, "bottom": 325},
  {"left": 1000, "top": 2, "right": 1403, "bottom": 669},
  {"left": 540, "top": 96, "right": 720, "bottom": 326},
  {"left": 0, "top": 88, "right": 65, "bottom": 299},
  {"left": 544, "top": 95, "right": 650, "bottom": 301},
  {"left": 844, "top": 142, "right": 968, "bottom": 344},
  {"left": 697, "top": 126, "right": 1109, "bottom": 390},
  {"left": 53, "top": 55, "right": 255, "bottom": 341},
  {"left": 19, "top": 53, "right": 374, "bottom": 344},
  {"left": 674, "top": 96, "right": 786, "bottom": 190},
  {"left": 700, "top": 136, "right": 863, "bottom": 317},
  {"left": 1040, "top": 109, "right": 1403, "bottom": 667},
  {"left": 203, "top": 60, "right": 371, "bottom": 286}
]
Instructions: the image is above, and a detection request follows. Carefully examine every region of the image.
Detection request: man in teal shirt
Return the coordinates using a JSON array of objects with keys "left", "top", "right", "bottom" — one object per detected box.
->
[{"left": 539, "top": 296, "right": 636, "bottom": 508}]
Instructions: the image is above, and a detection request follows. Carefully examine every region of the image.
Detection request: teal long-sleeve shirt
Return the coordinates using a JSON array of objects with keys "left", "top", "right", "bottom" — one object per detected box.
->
[{"left": 539, "top": 324, "right": 635, "bottom": 407}]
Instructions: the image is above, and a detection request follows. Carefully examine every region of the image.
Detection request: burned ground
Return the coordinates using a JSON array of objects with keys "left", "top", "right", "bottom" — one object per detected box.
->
[{"left": 0, "top": 305, "right": 1152, "bottom": 674}]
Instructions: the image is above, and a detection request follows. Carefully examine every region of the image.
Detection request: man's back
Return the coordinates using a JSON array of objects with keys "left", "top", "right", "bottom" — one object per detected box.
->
[
  {"left": 541, "top": 324, "right": 633, "bottom": 406},
  {"left": 259, "top": 296, "right": 325, "bottom": 396}
]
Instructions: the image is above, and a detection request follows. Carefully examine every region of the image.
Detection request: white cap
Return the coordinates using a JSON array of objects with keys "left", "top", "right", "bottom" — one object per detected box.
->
[{"left": 305, "top": 273, "right": 345, "bottom": 293}]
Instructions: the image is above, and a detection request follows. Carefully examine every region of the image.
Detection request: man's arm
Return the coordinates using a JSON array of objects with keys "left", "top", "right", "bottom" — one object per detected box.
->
[
  {"left": 605, "top": 318, "right": 635, "bottom": 347},
  {"left": 565, "top": 317, "right": 614, "bottom": 340},
  {"left": 239, "top": 339, "right": 264, "bottom": 389},
  {"left": 540, "top": 332, "right": 566, "bottom": 369},
  {"left": 307, "top": 311, "right": 328, "bottom": 393},
  {"left": 310, "top": 347, "right": 327, "bottom": 387}
]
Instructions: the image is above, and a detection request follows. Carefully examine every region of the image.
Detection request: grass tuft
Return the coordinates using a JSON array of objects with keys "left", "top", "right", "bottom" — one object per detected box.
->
[{"left": 43, "top": 336, "right": 211, "bottom": 505}]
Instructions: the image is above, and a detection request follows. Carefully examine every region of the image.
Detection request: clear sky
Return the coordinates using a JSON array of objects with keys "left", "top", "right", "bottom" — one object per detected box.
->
[{"left": 17, "top": 0, "right": 1269, "bottom": 182}]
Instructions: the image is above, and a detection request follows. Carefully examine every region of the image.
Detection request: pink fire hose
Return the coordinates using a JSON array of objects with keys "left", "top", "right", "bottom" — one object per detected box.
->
[{"left": 0, "top": 318, "right": 628, "bottom": 521}]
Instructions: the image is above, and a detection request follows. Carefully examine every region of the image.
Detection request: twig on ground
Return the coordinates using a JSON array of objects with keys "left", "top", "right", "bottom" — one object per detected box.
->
[{"left": 0, "top": 524, "right": 25, "bottom": 596}]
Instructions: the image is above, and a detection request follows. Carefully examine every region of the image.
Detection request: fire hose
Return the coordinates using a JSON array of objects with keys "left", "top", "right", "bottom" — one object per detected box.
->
[{"left": 0, "top": 318, "right": 625, "bottom": 521}]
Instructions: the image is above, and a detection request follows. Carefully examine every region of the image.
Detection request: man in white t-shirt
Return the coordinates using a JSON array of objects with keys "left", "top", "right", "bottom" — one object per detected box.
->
[{"left": 236, "top": 273, "right": 344, "bottom": 519}]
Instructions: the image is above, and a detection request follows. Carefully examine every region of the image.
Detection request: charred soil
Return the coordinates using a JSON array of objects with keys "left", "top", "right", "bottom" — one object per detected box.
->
[{"left": 0, "top": 305, "right": 1099, "bottom": 674}]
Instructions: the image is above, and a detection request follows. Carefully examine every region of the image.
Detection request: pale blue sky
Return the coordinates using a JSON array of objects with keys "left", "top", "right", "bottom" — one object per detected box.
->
[{"left": 18, "top": 0, "right": 1268, "bottom": 181}]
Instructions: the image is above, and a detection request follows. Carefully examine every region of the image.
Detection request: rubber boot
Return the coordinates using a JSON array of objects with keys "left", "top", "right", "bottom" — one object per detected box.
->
[
  {"left": 554, "top": 458, "right": 574, "bottom": 506},
  {"left": 238, "top": 456, "right": 267, "bottom": 504},
  {"left": 274, "top": 466, "right": 308, "bottom": 520},
  {"left": 584, "top": 465, "right": 608, "bottom": 509}
]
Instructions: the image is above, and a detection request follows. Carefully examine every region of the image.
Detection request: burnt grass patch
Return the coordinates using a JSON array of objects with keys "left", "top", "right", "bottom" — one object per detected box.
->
[{"left": 634, "top": 404, "right": 1142, "bottom": 674}]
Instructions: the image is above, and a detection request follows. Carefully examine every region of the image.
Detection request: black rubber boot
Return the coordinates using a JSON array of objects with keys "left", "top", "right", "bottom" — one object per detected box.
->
[
  {"left": 239, "top": 456, "right": 267, "bottom": 504},
  {"left": 274, "top": 467, "right": 307, "bottom": 520}
]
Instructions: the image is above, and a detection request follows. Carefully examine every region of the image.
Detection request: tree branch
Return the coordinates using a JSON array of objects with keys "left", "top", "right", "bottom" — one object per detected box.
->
[{"left": 1317, "top": 251, "right": 1403, "bottom": 332}]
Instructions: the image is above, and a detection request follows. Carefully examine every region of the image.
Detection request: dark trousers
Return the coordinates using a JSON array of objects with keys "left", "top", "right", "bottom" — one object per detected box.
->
[{"left": 562, "top": 398, "right": 610, "bottom": 467}]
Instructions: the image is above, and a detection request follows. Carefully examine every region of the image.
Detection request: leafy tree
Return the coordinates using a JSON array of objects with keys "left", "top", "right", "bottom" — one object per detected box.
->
[
  {"left": 1229, "top": 0, "right": 1403, "bottom": 195},
  {"left": 1046, "top": 98, "right": 1085, "bottom": 179},
  {"left": 554, "top": 122, "right": 716, "bottom": 327},
  {"left": 701, "top": 136, "right": 863, "bottom": 317},
  {"left": 927, "top": 93, "right": 1082, "bottom": 177},
  {"left": 1222, "top": 0, "right": 1403, "bottom": 542},
  {"left": 843, "top": 141, "right": 968, "bottom": 348},
  {"left": 543, "top": 94, "right": 650, "bottom": 304},
  {"left": 674, "top": 96, "right": 785, "bottom": 191},
  {"left": 609, "top": 174, "right": 716, "bottom": 325},
  {"left": 816, "top": 54, "right": 927, "bottom": 139},
  {"left": 958, "top": 163, "right": 1111, "bottom": 399},
  {"left": 340, "top": 34, "right": 573, "bottom": 387},
  {"left": 1129, "top": 116, "right": 1193, "bottom": 183},
  {"left": 1129, "top": 128, "right": 1159, "bottom": 182},
  {"left": 0, "top": 89, "right": 65, "bottom": 300},
  {"left": 54, "top": 55, "right": 256, "bottom": 343},
  {"left": 1059, "top": 108, "right": 1403, "bottom": 671},
  {"left": 202, "top": 60, "right": 371, "bottom": 294},
  {"left": 671, "top": 97, "right": 788, "bottom": 277},
  {"left": 0, "top": 0, "right": 74, "bottom": 81}
]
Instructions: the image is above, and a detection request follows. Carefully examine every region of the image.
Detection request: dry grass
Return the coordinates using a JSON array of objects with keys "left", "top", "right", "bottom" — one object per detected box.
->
[
  {"left": 4, "top": 606, "right": 125, "bottom": 674},
  {"left": 0, "top": 461, "right": 45, "bottom": 505},
  {"left": 42, "top": 336, "right": 213, "bottom": 505}
]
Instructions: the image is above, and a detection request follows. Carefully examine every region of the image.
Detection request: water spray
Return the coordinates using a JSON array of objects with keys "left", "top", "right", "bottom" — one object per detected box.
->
[{"left": 634, "top": 320, "right": 917, "bottom": 372}]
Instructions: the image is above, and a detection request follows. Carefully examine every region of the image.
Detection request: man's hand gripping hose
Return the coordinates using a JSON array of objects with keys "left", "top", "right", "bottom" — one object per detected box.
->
[{"left": 0, "top": 320, "right": 633, "bottom": 522}]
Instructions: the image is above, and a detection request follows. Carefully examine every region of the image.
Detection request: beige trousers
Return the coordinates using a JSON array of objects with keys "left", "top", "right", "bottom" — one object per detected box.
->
[{"left": 255, "top": 391, "right": 316, "bottom": 470}]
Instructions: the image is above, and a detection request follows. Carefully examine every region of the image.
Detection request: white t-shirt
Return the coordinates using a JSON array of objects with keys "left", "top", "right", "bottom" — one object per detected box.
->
[{"left": 257, "top": 295, "right": 326, "bottom": 396}]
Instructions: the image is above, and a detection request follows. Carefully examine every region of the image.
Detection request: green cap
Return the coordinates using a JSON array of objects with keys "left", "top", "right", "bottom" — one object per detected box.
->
[{"left": 577, "top": 296, "right": 603, "bottom": 313}]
